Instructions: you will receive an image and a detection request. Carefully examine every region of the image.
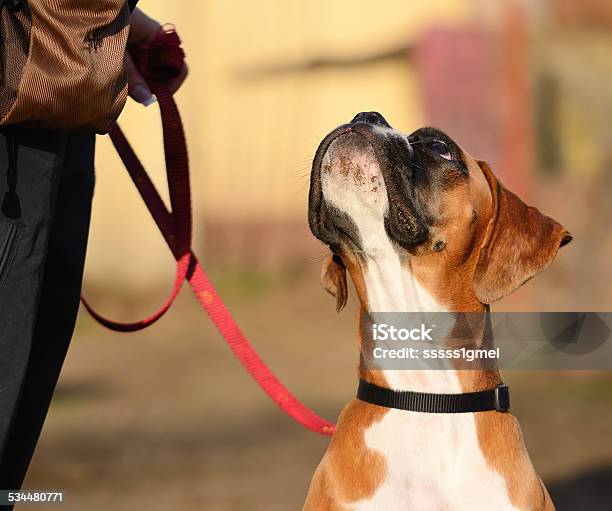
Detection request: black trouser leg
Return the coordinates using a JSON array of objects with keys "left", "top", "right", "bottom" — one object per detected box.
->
[{"left": 0, "top": 129, "right": 95, "bottom": 498}]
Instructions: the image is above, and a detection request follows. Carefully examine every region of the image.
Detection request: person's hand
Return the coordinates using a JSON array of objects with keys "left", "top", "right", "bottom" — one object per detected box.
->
[{"left": 126, "top": 8, "right": 188, "bottom": 105}]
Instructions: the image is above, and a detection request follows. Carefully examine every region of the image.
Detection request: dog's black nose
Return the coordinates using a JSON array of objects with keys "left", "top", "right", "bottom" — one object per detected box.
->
[{"left": 351, "top": 111, "right": 391, "bottom": 127}]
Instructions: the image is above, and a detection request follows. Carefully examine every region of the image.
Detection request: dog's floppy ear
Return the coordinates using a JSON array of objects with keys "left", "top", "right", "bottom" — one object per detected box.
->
[
  {"left": 321, "top": 254, "right": 348, "bottom": 312},
  {"left": 473, "top": 161, "right": 572, "bottom": 304}
]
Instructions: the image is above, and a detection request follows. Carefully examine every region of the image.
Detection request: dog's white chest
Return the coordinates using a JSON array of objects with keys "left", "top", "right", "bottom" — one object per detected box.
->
[{"left": 345, "top": 410, "right": 520, "bottom": 511}]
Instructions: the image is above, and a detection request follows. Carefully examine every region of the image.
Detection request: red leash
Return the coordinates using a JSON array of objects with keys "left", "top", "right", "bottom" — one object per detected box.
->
[{"left": 81, "top": 28, "right": 335, "bottom": 436}]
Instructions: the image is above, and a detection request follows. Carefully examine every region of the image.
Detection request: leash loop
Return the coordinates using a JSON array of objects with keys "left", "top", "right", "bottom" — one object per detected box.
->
[{"left": 81, "top": 28, "right": 335, "bottom": 435}]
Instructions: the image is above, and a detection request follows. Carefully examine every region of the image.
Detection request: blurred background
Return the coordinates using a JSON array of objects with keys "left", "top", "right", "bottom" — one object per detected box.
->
[{"left": 21, "top": 0, "right": 612, "bottom": 509}]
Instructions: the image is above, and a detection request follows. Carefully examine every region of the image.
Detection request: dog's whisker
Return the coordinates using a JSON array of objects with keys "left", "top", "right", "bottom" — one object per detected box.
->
[
  {"left": 409, "top": 161, "right": 428, "bottom": 172},
  {"left": 303, "top": 253, "right": 330, "bottom": 265}
]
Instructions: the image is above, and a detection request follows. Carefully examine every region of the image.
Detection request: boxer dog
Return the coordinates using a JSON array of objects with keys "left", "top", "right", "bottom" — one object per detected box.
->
[{"left": 304, "top": 112, "right": 571, "bottom": 510}]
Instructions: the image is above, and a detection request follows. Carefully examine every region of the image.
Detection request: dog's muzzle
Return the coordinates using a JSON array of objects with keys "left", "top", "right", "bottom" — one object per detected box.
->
[{"left": 308, "top": 111, "right": 429, "bottom": 251}]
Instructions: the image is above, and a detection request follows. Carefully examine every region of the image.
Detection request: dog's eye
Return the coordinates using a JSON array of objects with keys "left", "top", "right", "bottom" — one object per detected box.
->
[{"left": 430, "top": 141, "right": 452, "bottom": 161}]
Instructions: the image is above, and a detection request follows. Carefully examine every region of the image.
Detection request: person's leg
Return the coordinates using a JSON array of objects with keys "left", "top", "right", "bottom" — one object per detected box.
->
[
  {"left": 0, "top": 131, "right": 95, "bottom": 493},
  {"left": 0, "top": 127, "right": 67, "bottom": 460}
]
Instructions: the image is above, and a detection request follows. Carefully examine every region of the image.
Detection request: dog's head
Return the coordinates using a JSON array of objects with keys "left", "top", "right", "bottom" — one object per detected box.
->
[{"left": 308, "top": 112, "right": 572, "bottom": 312}]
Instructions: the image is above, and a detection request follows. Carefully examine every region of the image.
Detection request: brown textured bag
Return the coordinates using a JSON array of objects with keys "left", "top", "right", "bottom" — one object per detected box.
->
[{"left": 0, "top": 0, "right": 130, "bottom": 133}]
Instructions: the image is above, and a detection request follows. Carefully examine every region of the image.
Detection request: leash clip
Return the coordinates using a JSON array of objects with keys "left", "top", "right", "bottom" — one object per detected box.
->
[{"left": 494, "top": 384, "right": 510, "bottom": 412}]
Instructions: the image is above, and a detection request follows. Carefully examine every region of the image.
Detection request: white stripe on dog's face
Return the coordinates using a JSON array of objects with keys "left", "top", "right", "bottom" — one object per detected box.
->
[{"left": 321, "top": 132, "right": 389, "bottom": 258}]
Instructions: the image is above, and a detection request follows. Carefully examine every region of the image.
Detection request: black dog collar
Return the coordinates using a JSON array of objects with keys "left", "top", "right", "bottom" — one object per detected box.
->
[{"left": 357, "top": 379, "right": 510, "bottom": 413}]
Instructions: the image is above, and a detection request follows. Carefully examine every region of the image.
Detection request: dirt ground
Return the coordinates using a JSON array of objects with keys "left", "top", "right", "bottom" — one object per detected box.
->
[{"left": 18, "top": 266, "right": 612, "bottom": 510}]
